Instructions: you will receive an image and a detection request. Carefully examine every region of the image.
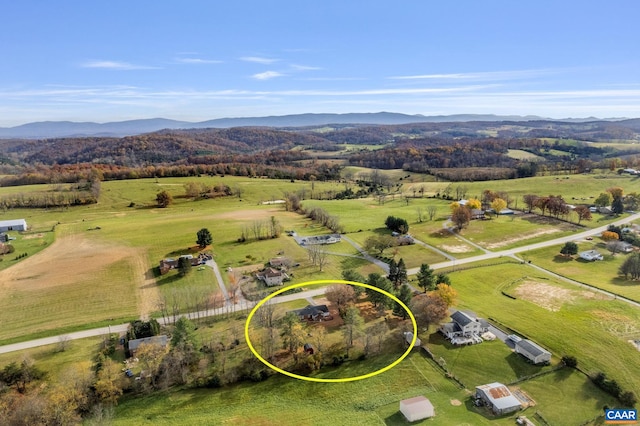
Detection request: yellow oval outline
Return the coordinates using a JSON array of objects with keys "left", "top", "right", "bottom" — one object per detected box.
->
[{"left": 244, "top": 279, "right": 418, "bottom": 383}]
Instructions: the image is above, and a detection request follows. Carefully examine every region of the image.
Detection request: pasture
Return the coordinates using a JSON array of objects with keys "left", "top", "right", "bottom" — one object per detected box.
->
[
  {"left": 444, "top": 263, "right": 640, "bottom": 393},
  {"left": 520, "top": 242, "right": 640, "bottom": 302}
]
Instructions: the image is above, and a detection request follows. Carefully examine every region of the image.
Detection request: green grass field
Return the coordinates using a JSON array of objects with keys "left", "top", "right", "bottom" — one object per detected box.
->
[
  {"left": 520, "top": 242, "right": 640, "bottom": 301},
  {"left": 0, "top": 173, "right": 638, "bottom": 424},
  {"left": 445, "top": 263, "right": 640, "bottom": 393}
]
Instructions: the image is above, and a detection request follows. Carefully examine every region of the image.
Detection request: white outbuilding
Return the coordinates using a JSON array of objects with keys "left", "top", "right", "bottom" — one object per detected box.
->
[
  {"left": 399, "top": 396, "right": 434, "bottom": 422},
  {"left": 514, "top": 339, "right": 552, "bottom": 364},
  {"left": 0, "top": 219, "right": 27, "bottom": 232}
]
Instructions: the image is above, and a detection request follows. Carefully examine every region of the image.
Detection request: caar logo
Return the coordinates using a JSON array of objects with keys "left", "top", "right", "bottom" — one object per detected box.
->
[{"left": 605, "top": 409, "right": 638, "bottom": 424}]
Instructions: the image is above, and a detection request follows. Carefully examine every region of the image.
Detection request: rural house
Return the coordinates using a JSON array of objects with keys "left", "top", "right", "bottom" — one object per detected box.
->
[
  {"left": 299, "top": 234, "right": 341, "bottom": 245},
  {"left": 291, "top": 304, "right": 332, "bottom": 321},
  {"left": 470, "top": 209, "right": 486, "bottom": 220},
  {"left": 127, "top": 335, "right": 168, "bottom": 357},
  {"left": 269, "top": 257, "right": 291, "bottom": 268},
  {"left": 257, "top": 267, "right": 288, "bottom": 286},
  {"left": 579, "top": 250, "right": 604, "bottom": 261},
  {"left": 439, "top": 310, "right": 488, "bottom": 344},
  {"left": 475, "top": 383, "right": 522, "bottom": 415},
  {"left": 514, "top": 339, "right": 552, "bottom": 364},
  {"left": 159, "top": 253, "right": 211, "bottom": 274},
  {"left": 0, "top": 219, "right": 27, "bottom": 232},
  {"left": 399, "top": 396, "right": 435, "bottom": 422}
]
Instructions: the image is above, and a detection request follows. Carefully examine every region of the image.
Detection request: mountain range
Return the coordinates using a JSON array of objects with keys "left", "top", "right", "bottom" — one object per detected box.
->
[{"left": 0, "top": 112, "right": 629, "bottom": 139}]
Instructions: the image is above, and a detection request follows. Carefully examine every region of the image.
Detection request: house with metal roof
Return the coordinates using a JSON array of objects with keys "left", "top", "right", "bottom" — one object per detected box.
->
[
  {"left": 475, "top": 383, "right": 522, "bottom": 415},
  {"left": 127, "top": 335, "right": 168, "bottom": 356},
  {"left": 514, "top": 339, "right": 551, "bottom": 364}
]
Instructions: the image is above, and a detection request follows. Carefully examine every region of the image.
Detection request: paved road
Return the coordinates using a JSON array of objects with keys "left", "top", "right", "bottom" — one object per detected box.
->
[{"left": 407, "top": 212, "right": 640, "bottom": 275}]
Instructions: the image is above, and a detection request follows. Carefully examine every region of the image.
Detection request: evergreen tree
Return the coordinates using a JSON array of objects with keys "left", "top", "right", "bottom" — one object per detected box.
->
[
  {"left": 387, "top": 259, "right": 398, "bottom": 285},
  {"left": 396, "top": 258, "right": 408, "bottom": 287},
  {"left": 178, "top": 256, "right": 192, "bottom": 276},
  {"left": 196, "top": 228, "right": 213, "bottom": 248},
  {"left": 171, "top": 317, "right": 198, "bottom": 348},
  {"left": 612, "top": 196, "right": 624, "bottom": 215},
  {"left": 436, "top": 273, "right": 451, "bottom": 286},
  {"left": 393, "top": 284, "right": 413, "bottom": 319},
  {"left": 416, "top": 263, "right": 435, "bottom": 292},
  {"left": 366, "top": 273, "right": 394, "bottom": 308},
  {"left": 560, "top": 241, "right": 578, "bottom": 257}
]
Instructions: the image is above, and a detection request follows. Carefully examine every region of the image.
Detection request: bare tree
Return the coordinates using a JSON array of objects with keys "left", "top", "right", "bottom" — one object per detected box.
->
[
  {"left": 416, "top": 207, "right": 424, "bottom": 223},
  {"left": 325, "top": 284, "right": 356, "bottom": 316},
  {"left": 427, "top": 205, "right": 438, "bottom": 221}
]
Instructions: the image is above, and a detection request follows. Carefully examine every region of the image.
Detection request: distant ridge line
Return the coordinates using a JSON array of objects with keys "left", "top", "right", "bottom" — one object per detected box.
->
[{"left": 0, "top": 112, "right": 631, "bottom": 139}]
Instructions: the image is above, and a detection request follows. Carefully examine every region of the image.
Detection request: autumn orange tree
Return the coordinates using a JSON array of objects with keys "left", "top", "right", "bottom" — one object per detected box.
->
[{"left": 601, "top": 231, "right": 619, "bottom": 241}]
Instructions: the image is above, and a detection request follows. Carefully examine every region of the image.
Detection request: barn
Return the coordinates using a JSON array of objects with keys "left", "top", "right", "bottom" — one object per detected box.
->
[
  {"left": 475, "top": 383, "right": 522, "bottom": 415},
  {"left": 0, "top": 219, "right": 27, "bottom": 232},
  {"left": 399, "top": 396, "right": 434, "bottom": 422},
  {"left": 514, "top": 339, "right": 552, "bottom": 364}
]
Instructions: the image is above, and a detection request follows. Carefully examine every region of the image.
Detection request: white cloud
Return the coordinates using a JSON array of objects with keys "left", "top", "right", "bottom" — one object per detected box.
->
[
  {"left": 175, "top": 58, "right": 222, "bottom": 64},
  {"left": 240, "top": 56, "right": 279, "bottom": 64},
  {"left": 290, "top": 64, "right": 321, "bottom": 71},
  {"left": 389, "top": 69, "right": 556, "bottom": 81},
  {"left": 252, "top": 71, "right": 285, "bottom": 80},
  {"left": 81, "top": 61, "right": 160, "bottom": 70}
]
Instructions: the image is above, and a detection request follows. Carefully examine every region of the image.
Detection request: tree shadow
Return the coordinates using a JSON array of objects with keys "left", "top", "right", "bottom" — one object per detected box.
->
[
  {"left": 156, "top": 273, "right": 184, "bottom": 286},
  {"left": 165, "top": 246, "right": 203, "bottom": 257},
  {"left": 504, "top": 352, "right": 545, "bottom": 379},
  {"left": 552, "top": 255, "right": 574, "bottom": 263},
  {"left": 552, "top": 366, "right": 574, "bottom": 382}
]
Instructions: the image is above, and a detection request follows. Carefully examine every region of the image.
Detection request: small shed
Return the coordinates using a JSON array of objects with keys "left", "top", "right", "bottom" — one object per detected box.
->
[
  {"left": 0, "top": 219, "right": 27, "bottom": 232},
  {"left": 403, "top": 331, "right": 421, "bottom": 347},
  {"left": 399, "top": 396, "right": 434, "bottom": 422}
]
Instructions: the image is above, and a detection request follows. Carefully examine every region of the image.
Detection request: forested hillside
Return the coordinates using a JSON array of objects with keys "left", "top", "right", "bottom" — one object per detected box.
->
[{"left": 0, "top": 120, "right": 638, "bottom": 186}]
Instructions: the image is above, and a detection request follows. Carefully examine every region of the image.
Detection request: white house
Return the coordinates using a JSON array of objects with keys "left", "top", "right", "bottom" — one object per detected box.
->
[
  {"left": 514, "top": 339, "right": 552, "bottom": 364},
  {"left": 476, "top": 383, "right": 522, "bottom": 415},
  {"left": 257, "top": 267, "right": 288, "bottom": 286},
  {"left": 399, "top": 396, "right": 434, "bottom": 422},
  {"left": 440, "top": 311, "right": 486, "bottom": 339},
  {"left": 579, "top": 250, "right": 604, "bottom": 261},
  {"left": 0, "top": 219, "right": 27, "bottom": 232}
]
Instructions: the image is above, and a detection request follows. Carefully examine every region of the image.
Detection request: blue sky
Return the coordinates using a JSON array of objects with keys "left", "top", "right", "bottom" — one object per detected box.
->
[{"left": 2, "top": 1, "right": 640, "bottom": 126}]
